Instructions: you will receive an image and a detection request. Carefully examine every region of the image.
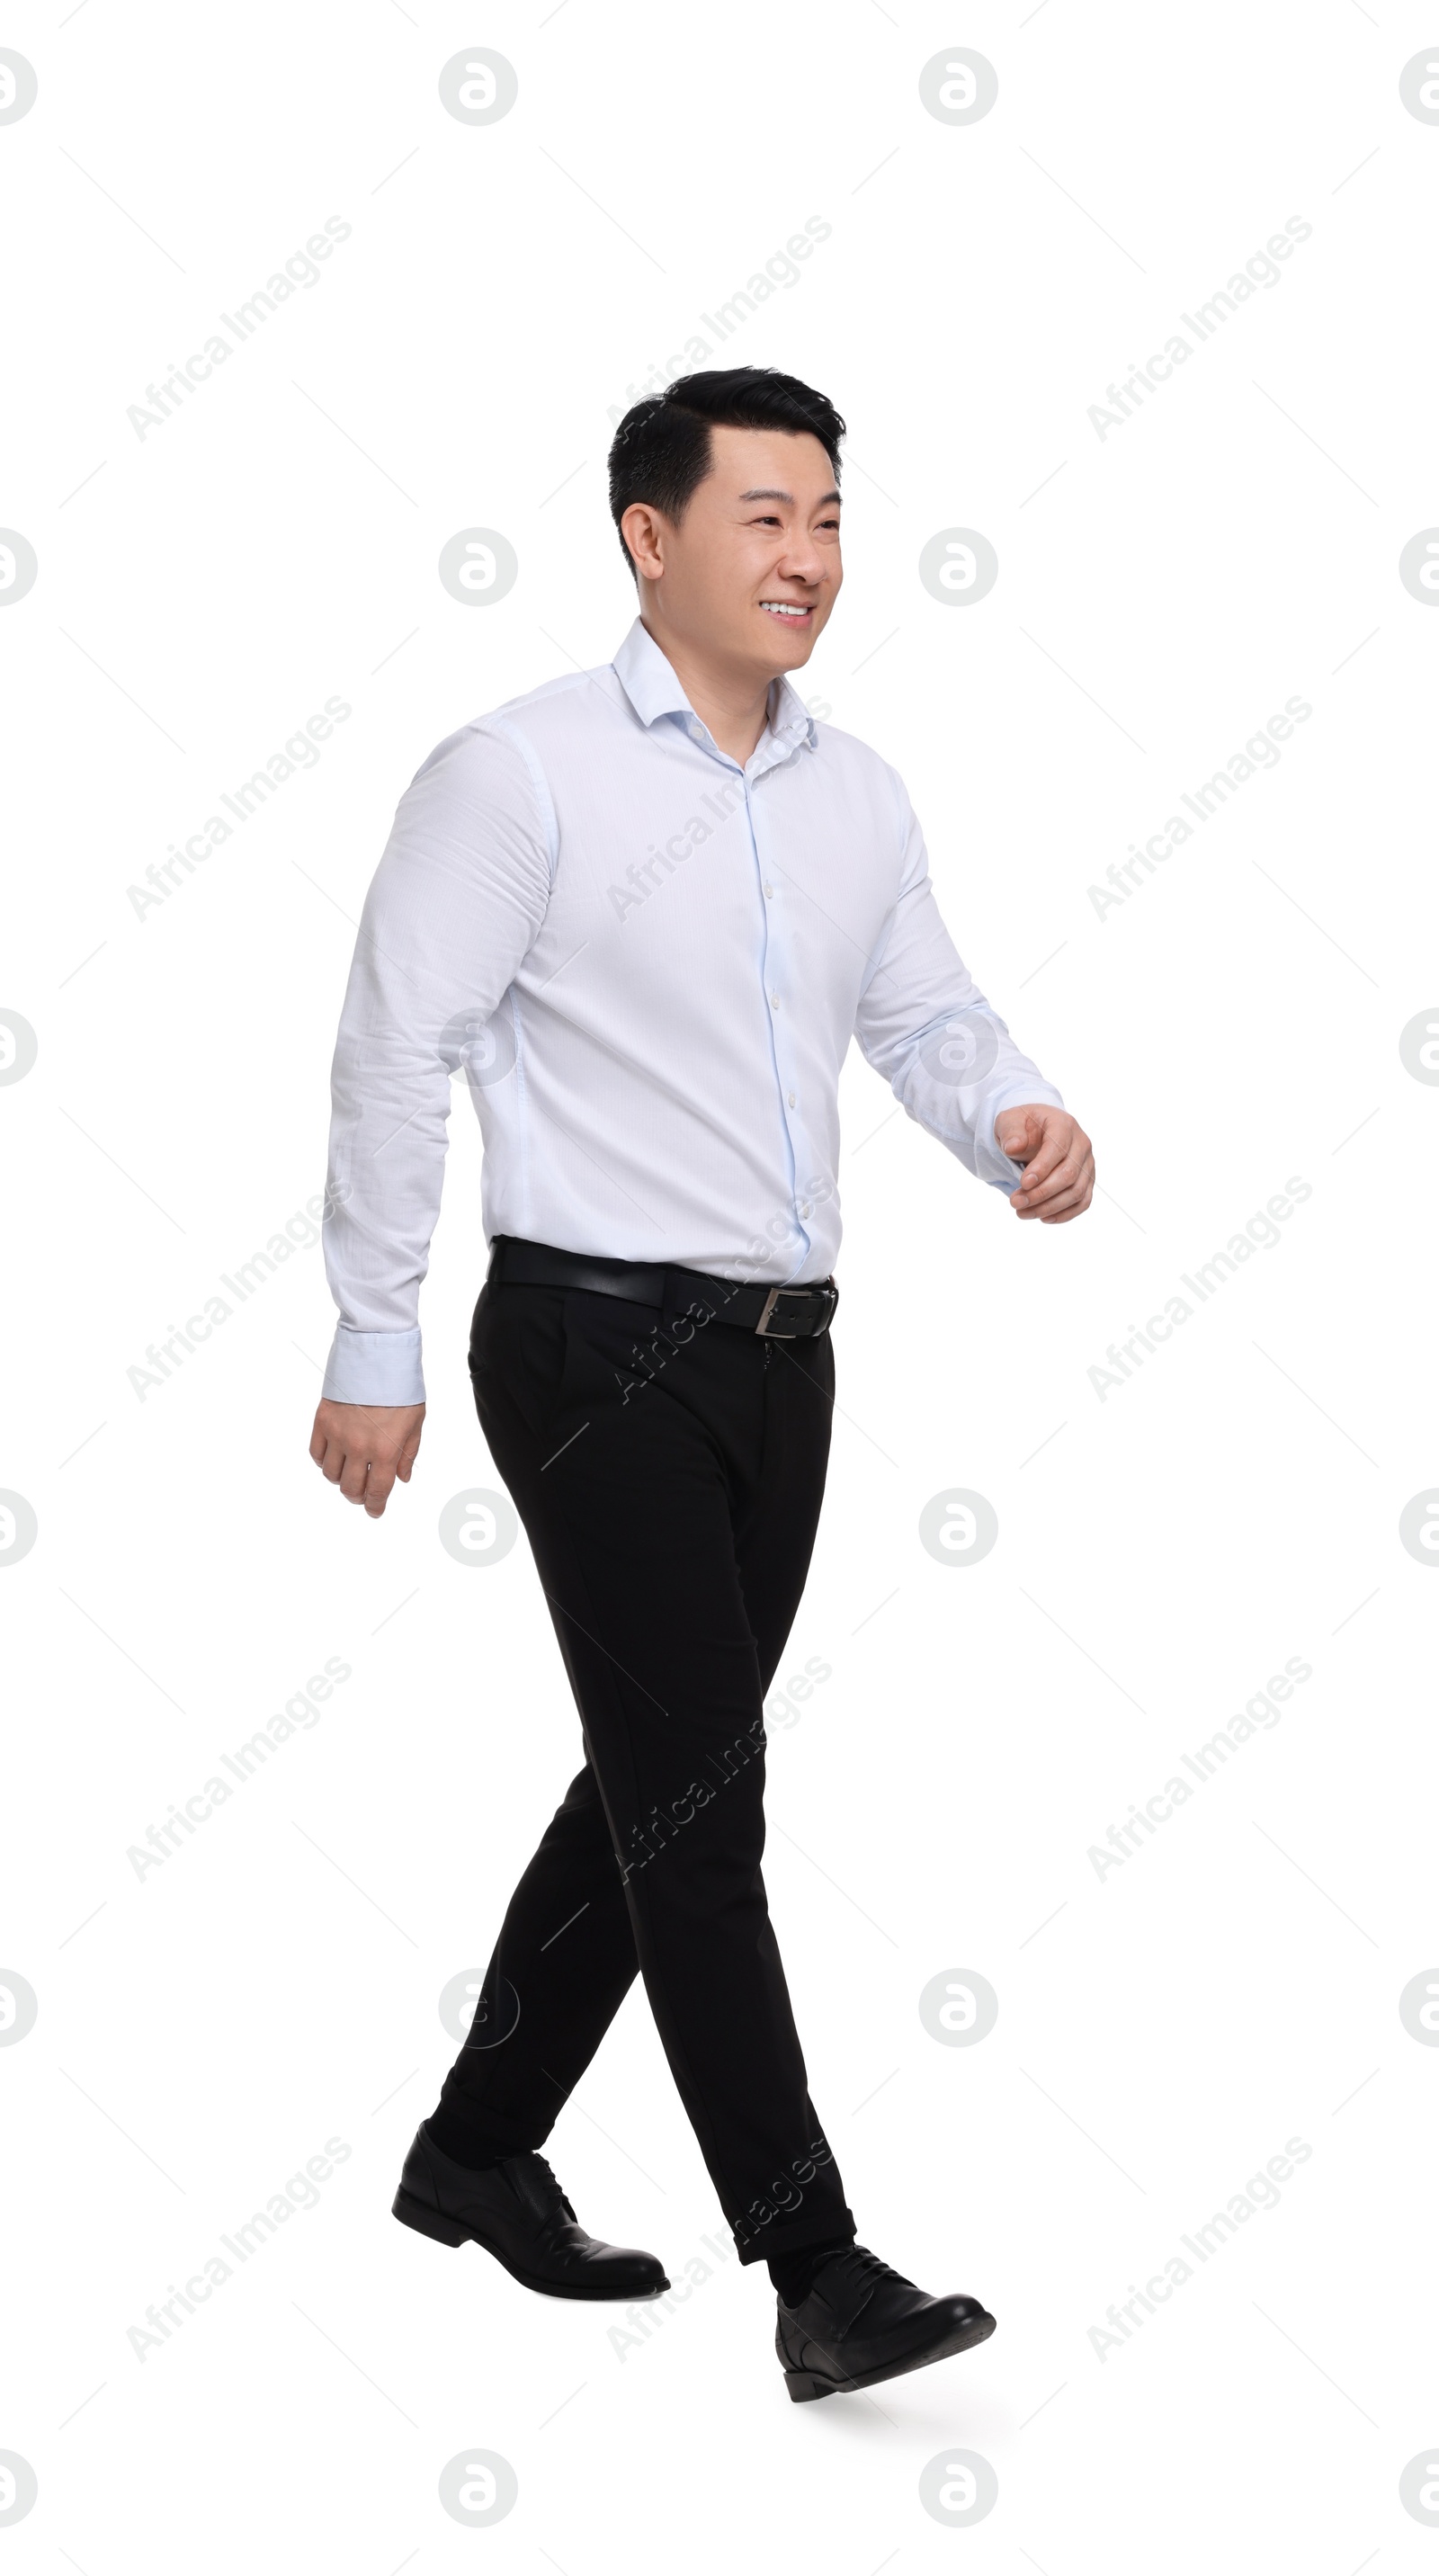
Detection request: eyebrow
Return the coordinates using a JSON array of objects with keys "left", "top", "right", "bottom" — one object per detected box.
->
[{"left": 737, "top": 487, "right": 842, "bottom": 508}]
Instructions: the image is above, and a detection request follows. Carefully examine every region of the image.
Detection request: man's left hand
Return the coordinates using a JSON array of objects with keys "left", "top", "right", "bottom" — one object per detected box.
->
[{"left": 994, "top": 1105, "right": 1095, "bottom": 1224}]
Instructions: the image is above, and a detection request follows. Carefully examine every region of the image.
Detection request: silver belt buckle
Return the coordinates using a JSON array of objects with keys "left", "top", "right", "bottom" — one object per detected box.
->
[
  {"left": 755, "top": 1286, "right": 793, "bottom": 1337},
  {"left": 755, "top": 1284, "right": 830, "bottom": 1337}
]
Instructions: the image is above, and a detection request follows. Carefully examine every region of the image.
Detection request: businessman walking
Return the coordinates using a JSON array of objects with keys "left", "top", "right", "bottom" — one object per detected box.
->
[{"left": 309, "top": 367, "right": 1094, "bottom": 2400}]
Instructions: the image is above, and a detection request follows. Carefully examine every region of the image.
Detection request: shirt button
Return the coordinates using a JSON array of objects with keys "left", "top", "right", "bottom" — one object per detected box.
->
[
  {"left": 764, "top": 882, "right": 774, "bottom": 898},
  {"left": 770, "top": 992, "right": 780, "bottom": 1010},
  {"left": 798, "top": 1202, "right": 811, "bottom": 1218},
  {"left": 787, "top": 1091, "right": 796, "bottom": 1107}
]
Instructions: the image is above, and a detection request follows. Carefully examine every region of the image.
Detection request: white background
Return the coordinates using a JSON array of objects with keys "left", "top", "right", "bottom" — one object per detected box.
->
[{"left": 4, "top": 1, "right": 1438, "bottom": 2566}]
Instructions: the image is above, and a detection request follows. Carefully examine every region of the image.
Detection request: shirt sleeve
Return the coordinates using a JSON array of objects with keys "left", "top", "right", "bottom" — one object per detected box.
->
[
  {"left": 852, "top": 765, "right": 1064, "bottom": 1194},
  {"left": 319, "top": 718, "right": 553, "bottom": 1405}
]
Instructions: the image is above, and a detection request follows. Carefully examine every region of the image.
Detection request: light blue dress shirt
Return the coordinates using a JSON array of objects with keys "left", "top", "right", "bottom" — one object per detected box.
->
[{"left": 320, "top": 618, "right": 1063, "bottom": 1405}]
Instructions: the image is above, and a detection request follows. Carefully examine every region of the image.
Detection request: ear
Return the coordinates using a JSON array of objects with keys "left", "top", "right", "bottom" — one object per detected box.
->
[{"left": 621, "top": 501, "right": 666, "bottom": 583}]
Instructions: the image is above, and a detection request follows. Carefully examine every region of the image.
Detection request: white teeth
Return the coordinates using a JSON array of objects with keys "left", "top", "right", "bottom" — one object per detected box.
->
[{"left": 761, "top": 603, "right": 809, "bottom": 616}]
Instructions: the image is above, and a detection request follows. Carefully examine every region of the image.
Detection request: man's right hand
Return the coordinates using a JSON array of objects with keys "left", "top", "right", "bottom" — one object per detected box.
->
[{"left": 309, "top": 1400, "right": 426, "bottom": 1519}]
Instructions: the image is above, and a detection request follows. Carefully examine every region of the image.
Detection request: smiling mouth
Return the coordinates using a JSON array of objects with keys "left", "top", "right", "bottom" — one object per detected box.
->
[{"left": 759, "top": 601, "right": 814, "bottom": 621}]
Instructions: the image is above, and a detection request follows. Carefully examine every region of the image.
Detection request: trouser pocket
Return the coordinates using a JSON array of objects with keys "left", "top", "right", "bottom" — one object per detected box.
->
[{"left": 469, "top": 1282, "right": 573, "bottom": 1443}]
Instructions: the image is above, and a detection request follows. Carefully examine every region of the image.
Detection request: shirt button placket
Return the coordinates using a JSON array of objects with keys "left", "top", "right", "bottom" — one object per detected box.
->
[{"left": 750, "top": 791, "right": 809, "bottom": 1264}]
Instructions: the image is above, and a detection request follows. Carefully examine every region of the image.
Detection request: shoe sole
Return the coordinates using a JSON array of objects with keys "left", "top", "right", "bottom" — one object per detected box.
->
[
  {"left": 391, "top": 2187, "right": 671, "bottom": 2302},
  {"left": 782, "top": 2306, "right": 997, "bottom": 2402}
]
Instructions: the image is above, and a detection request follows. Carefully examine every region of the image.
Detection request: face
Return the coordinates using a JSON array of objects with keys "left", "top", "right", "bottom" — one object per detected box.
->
[{"left": 622, "top": 424, "right": 843, "bottom": 680}]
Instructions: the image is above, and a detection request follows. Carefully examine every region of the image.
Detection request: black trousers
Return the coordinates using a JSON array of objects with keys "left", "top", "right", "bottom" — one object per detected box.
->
[{"left": 430, "top": 1249, "right": 856, "bottom": 2265}]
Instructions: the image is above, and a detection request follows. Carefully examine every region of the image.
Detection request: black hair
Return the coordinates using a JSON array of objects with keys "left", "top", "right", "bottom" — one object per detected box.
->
[{"left": 607, "top": 367, "right": 845, "bottom": 577}]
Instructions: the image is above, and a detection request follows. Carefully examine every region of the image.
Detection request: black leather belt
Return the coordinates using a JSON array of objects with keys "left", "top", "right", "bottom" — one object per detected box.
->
[{"left": 487, "top": 1235, "right": 839, "bottom": 1338}]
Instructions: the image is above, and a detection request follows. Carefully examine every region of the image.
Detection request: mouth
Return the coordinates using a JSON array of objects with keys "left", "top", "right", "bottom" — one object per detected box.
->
[{"left": 758, "top": 600, "right": 815, "bottom": 625}]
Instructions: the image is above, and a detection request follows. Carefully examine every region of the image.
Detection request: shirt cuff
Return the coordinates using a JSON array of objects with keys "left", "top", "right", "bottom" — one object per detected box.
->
[{"left": 321, "top": 1325, "right": 425, "bottom": 1407}]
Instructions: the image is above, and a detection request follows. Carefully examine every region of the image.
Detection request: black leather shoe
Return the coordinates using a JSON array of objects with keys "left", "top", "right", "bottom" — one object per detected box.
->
[
  {"left": 775, "top": 2245, "right": 996, "bottom": 2401},
  {"left": 392, "top": 2121, "right": 669, "bottom": 2301}
]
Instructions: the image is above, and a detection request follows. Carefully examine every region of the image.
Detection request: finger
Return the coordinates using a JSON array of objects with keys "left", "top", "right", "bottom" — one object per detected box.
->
[
  {"left": 997, "top": 1110, "right": 1042, "bottom": 1167},
  {"left": 1017, "top": 1189, "right": 1082, "bottom": 1222},
  {"left": 394, "top": 1427, "right": 424, "bottom": 1484},
  {"left": 1008, "top": 1123, "right": 1068, "bottom": 1191},
  {"left": 1014, "top": 1151, "right": 1081, "bottom": 1210},
  {"left": 1015, "top": 1166, "right": 1092, "bottom": 1221},
  {"left": 1034, "top": 1172, "right": 1095, "bottom": 1222},
  {"left": 362, "top": 1459, "right": 398, "bottom": 1518},
  {"left": 1015, "top": 1144, "right": 1088, "bottom": 1208},
  {"left": 1040, "top": 1181, "right": 1091, "bottom": 1220},
  {"left": 316, "top": 1433, "right": 348, "bottom": 1486},
  {"left": 337, "top": 1445, "right": 371, "bottom": 1505}
]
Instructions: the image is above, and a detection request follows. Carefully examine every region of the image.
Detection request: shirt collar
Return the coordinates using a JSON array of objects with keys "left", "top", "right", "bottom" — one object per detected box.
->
[{"left": 612, "top": 615, "right": 817, "bottom": 765}]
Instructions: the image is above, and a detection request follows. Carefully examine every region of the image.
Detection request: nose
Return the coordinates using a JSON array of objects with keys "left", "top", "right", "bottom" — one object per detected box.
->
[{"left": 772, "top": 544, "right": 826, "bottom": 590}]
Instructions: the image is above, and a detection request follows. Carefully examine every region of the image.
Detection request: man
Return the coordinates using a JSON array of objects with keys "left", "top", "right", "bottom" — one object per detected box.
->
[{"left": 309, "top": 368, "right": 1094, "bottom": 2402}]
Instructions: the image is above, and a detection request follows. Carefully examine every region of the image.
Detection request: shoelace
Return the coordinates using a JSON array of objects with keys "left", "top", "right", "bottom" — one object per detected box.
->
[
  {"left": 782, "top": 2245, "right": 915, "bottom": 2359},
  {"left": 797, "top": 2244, "right": 916, "bottom": 2321},
  {"left": 836, "top": 2244, "right": 908, "bottom": 2292},
  {"left": 526, "top": 2153, "right": 577, "bottom": 2225}
]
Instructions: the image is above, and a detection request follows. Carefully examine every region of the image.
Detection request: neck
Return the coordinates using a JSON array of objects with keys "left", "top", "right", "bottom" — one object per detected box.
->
[{"left": 639, "top": 613, "right": 774, "bottom": 764}]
